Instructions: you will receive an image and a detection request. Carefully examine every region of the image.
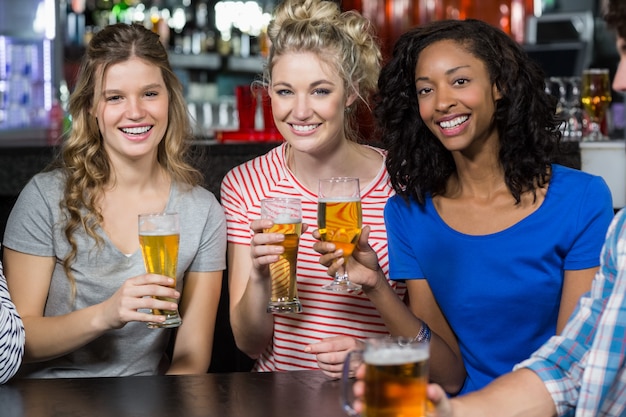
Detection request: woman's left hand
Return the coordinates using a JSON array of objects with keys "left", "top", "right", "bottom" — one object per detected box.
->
[
  {"left": 312, "top": 225, "right": 384, "bottom": 290},
  {"left": 304, "top": 335, "right": 365, "bottom": 379}
]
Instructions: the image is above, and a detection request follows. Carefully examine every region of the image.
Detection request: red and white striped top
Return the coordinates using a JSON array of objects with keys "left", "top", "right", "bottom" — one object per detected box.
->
[{"left": 220, "top": 143, "right": 406, "bottom": 371}]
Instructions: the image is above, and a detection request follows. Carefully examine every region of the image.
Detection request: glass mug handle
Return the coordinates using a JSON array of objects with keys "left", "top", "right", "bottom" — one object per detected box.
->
[{"left": 341, "top": 349, "right": 364, "bottom": 417}]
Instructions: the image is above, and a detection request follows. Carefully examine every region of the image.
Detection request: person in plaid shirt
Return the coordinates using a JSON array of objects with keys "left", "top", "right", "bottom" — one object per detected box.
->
[{"left": 352, "top": 0, "right": 626, "bottom": 415}]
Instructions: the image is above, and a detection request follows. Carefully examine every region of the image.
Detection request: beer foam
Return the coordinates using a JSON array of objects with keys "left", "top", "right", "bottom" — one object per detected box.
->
[
  {"left": 273, "top": 213, "right": 301, "bottom": 224},
  {"left": 319, "top": 197, "right": 360, "bottom": 203},
  {"left": 364, "top": 348, "right": 429, "bottom": 366}
]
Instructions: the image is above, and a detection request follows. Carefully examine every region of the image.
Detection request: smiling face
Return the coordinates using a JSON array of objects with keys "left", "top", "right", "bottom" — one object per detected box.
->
[
  {"left": 414, "top": 39, "right": 501, "bottom": 155},
  {"left": 268, "top": 51, "right": 356, "bottom": 155},
  {"left": 95, "top": 56, "right": 169, "bottom": 164}
]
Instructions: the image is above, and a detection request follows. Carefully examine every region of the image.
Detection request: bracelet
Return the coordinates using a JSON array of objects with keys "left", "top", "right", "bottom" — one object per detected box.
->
[{"left": 414, "top": 322, "right": 431, "bottom": 343}]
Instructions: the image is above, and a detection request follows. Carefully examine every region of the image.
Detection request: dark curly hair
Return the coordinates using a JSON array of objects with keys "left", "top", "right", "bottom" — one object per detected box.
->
[
  {"left": 375, "top": 19, "right": 561, "bottom": 204},
  {"left": 604, "top": 0, "right": 626, "bottom": 40}
]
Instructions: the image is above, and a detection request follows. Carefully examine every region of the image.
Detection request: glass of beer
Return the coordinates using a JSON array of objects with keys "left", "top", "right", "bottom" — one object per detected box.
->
[
  {"left": 318, "top": 177, "right": 362, "bottom": 293},
  {"left": 581, "top": 68, "right": 612, "bottom": 141},
  {"left": 138, "top": 212, "right": 181, "bottom": 328},
  {"left": 261, "top": 198, "right": 303, "bottom": 314},
  {"left": 342, "top": 336, "right": 430, "bottom": 417}
]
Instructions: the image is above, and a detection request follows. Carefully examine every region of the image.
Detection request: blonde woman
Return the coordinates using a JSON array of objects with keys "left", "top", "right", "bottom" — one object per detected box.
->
[
  {"left": 220, "top": 0, "right": 409, "bottom": 378},
  {"left": 3, "top": 23, "right": 226, "bottom": 378}
]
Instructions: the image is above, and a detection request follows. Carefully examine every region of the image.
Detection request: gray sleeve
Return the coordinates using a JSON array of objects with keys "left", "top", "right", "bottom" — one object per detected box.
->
[
  {"left": 181, "top": 186, "right": 227, "bottom": 273},
  {"left": 2, "top": 173, "right": 60, "bottom": 257}
]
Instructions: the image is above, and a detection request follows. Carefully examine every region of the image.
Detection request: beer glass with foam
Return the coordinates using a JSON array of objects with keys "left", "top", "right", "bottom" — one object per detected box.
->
[
  {"left": 261, "top": 198, "right": 303, "bottom": 314},
  {"left": 138, "top": 212, "right": 181, "bottom": 328},
  {"left": 318, "top": 177, "right": 362, "bottom": 293},
  {"left": 342, "top": 336, "right": 430, "bottom": 417}
]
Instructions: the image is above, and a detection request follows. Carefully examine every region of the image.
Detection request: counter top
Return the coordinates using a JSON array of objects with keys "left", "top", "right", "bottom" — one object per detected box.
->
[{"left": 2, "top": 370, "right": 345, "bottom": 417}]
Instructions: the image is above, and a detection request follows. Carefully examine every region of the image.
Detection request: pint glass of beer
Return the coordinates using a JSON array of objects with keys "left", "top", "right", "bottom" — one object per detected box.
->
[
  {"left": 138, "top": 212, "right": 181, "bottom": 328},
  {"left": 261, "top": 198, "right": 303, "bottom": 314},
  {"left": 342, "top": 336, "right": 430, "bottom": 417}
]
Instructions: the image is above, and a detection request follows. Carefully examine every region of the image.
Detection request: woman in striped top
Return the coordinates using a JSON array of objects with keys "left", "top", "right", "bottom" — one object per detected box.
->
[
  {"left": 0, "top": 258, "right": 25, "bottom": 383},
  {"left": 220, "top": 0, "right": 407, "bottom": 378}
]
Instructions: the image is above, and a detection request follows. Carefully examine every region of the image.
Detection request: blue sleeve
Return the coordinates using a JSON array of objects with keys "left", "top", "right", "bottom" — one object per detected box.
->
[
  {"left": 384, "top": 196, "right": 425, "bottom": 280},
  {"left": 564, "top": 175, "right": 614, "bottom": 270}
]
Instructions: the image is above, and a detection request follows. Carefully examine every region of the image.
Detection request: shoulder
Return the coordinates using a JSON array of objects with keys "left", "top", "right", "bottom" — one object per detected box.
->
[
  {"left": 13, "top": 170, "right": 65, "bottom": 208},
  {"left": 550, "top": 164, "right": 611, "bottom": 197},
  {"left": 25, "top": 169, "right": 65, "bottom": 189},
  {"left": 177, "top": 183, "right": 221, "bottom": 208},
  {"left": 385, "top": 194, "right": 426, "bottom": 216},
  {"left": 551, "top": 164, "right": 603, "bottom": 185}
]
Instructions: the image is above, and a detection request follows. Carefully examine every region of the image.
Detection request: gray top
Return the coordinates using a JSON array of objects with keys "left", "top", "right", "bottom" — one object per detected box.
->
[{"left": 3, "top": 169, "right": 226, "bottom": 378}]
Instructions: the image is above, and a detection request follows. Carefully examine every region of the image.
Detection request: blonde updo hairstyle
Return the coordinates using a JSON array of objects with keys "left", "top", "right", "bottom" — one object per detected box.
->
[{"left": 264, "top": 0, "right": 381, "bottom": 141}]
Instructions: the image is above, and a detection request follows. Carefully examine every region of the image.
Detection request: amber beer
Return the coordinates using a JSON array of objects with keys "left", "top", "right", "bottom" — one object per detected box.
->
[
  {"left": 261, "top": 198, "right": 303, "bottom": 313},
  {"left": 363, "top": 346, "right": 429, "bottom": 417},
  {"left": 581, "top": 69, "right": 611, "bottom": 121},
  {"left": 317, "top": 199, "right": 362, "bottom": 259},
  {"left": 264, "top": 220, "right": 302, "bottom": 311},
  {"left": 138, "top": 212, "right": 181, "bottom": 328}
]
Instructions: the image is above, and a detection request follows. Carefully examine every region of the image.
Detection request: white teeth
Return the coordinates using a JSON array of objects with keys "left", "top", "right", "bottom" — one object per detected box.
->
[
  {"left": 122, "top": 126, "right": 151, "bottom": 135},
  {"left": 439, "top": 116, "right": 468, "bottom": 129},
  {"left": 292, "top": 124, "right": 319, "bottom": 132}
]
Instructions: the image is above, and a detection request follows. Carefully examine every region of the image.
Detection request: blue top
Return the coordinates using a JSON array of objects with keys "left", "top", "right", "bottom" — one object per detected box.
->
[
  {"left": 384, "top": 164, "right": 614, "bottom": 395},
  {"left": 519, "top": 208, "right": 626, "bottom": 416}
]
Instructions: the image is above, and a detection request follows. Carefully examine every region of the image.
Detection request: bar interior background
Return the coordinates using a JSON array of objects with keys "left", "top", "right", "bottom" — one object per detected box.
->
[{"left": 0, "top": 0, "right": 624, "bottom": 372}]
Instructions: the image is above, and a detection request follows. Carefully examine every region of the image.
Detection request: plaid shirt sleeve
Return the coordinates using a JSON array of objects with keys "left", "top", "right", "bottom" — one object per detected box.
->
[{"left": 516, "top": 209, "right": 626, "bottom": 417}]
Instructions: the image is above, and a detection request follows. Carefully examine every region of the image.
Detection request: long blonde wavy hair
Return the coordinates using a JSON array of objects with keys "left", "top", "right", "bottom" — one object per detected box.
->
[
  {"left": 52, "top": 23, "right": 202, "bottom": 298},
  {"left": 263, "top": 0, "right": 381, "bottom": 142}
]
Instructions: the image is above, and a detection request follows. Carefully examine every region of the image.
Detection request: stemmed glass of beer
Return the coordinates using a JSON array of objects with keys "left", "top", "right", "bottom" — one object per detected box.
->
[
  {"left": 261, "top": 197, "right": 303, "bottom": 314},
  {"left": 318, "top": 177, "right": 362, "bottom": 293},
  {"left": 581, "top": 68, "right": 612, "bottom": 141},
  {"left": 138, "top": 212, "right": 181, "bottom": 328}
]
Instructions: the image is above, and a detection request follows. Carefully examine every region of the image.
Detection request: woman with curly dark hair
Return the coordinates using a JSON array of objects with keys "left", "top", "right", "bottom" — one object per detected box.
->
[
  {"left": 351, "top": 3, "right": 626, "bottom": 415},
  {"left": 318, "top": 18, "right": 615, "bottom": 395}
]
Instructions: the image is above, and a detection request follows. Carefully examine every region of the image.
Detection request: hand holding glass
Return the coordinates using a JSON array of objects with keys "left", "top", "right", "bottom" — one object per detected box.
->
[
  {"left": 581, "top": 68, "right": 612, "bottom": 141},
  {"left": 261, "top": 198, "right": 303, "bottom": 314},
  {"left": 138, "top": 212, "right": 181, "bottom": 328},
  {"left": 341, "top": 336, "right": 430, "bottom": 417},
  {"left": 318, "top": 177, "right": 362, "bottom": 292}
]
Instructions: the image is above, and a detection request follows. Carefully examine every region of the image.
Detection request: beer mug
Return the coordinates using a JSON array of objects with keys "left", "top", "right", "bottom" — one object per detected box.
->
[
  {"left": 342, "top": 336, "right": 430, "bottom": 417},
  {"left": 260, "top": 198, "right": 303, "bottom": 314}
]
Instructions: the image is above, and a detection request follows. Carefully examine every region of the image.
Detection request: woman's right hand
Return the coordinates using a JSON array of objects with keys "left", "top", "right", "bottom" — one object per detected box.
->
[
  {"left": 100, "top": 273, "right": 180, "bottom": 329},
  {"left": 248, "top": 219, "right": 308, "bottom": 279},
  {"left": 249, "top": 219, "right": 284, "bottom": 273}
]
